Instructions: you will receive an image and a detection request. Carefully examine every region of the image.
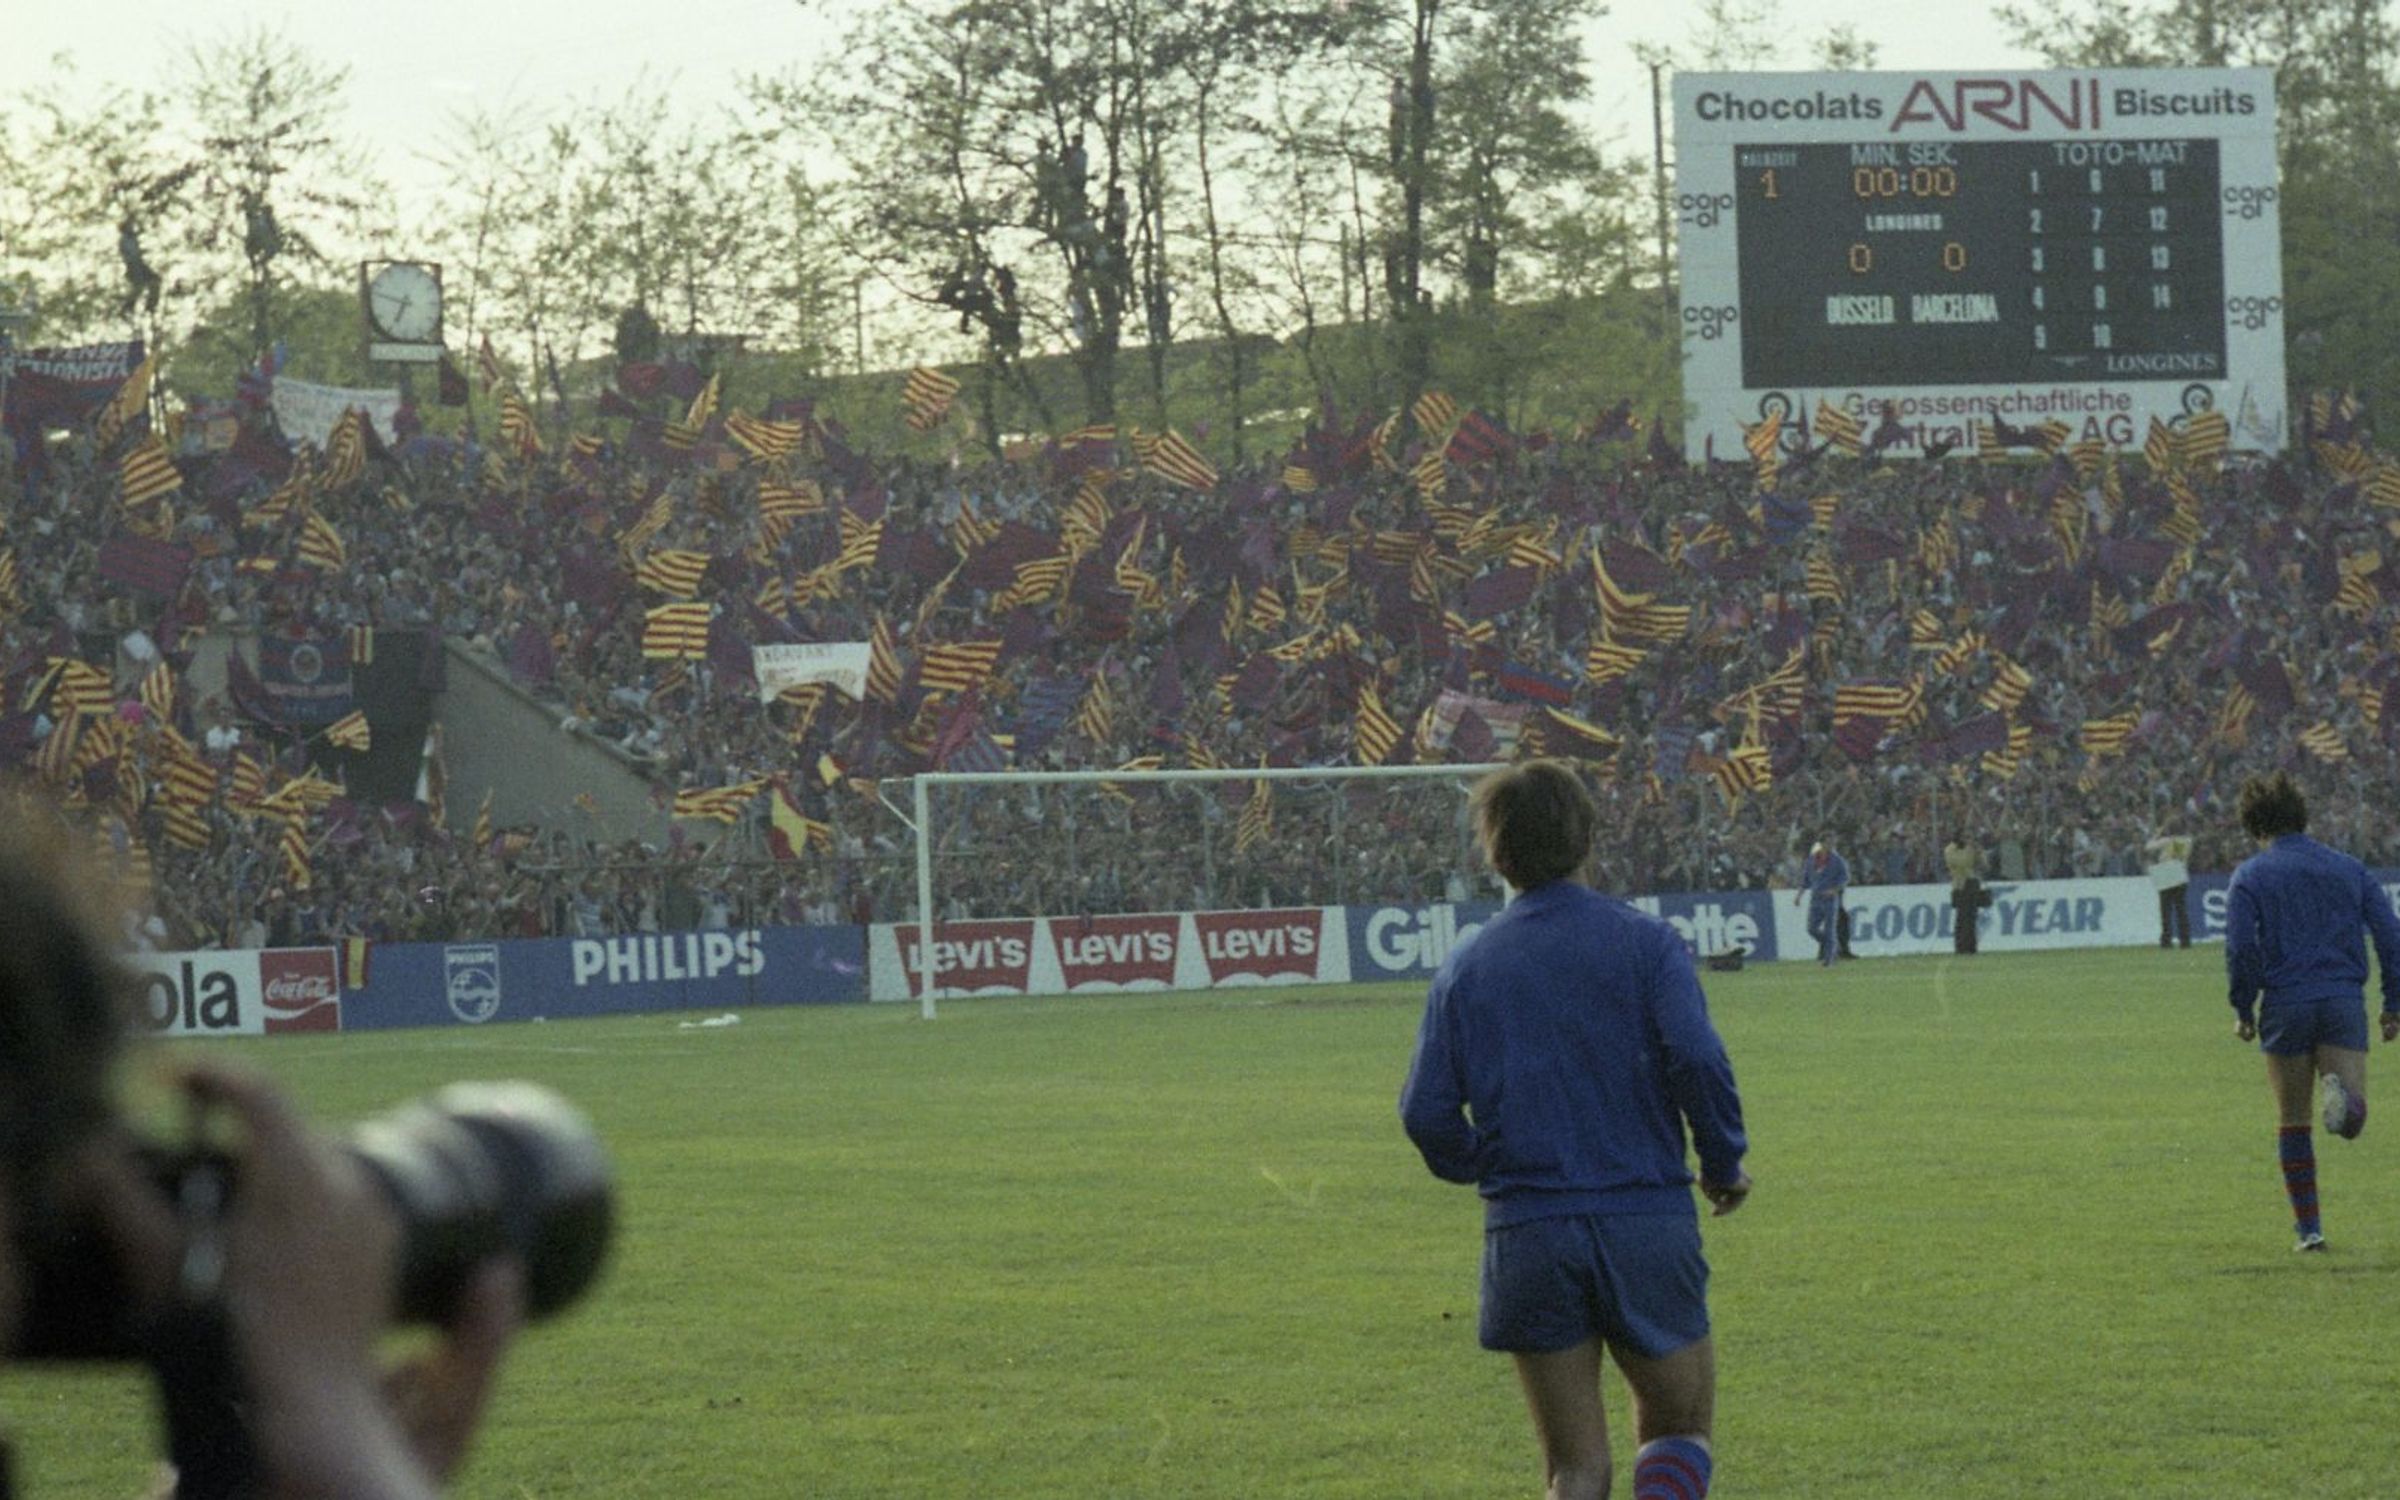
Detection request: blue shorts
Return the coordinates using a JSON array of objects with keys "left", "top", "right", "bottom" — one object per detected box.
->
[
  {"left": 2258, "top": 997, "right": 2370, "bottom": 1056},
  {"left": 1478, "top": 1211, "right": 1709, "bottom": 1358}
]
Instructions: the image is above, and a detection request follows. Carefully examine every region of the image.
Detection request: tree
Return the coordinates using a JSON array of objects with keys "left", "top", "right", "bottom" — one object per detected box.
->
[{"left": 177, "top": 29, "right": 382, "bottom": 366}]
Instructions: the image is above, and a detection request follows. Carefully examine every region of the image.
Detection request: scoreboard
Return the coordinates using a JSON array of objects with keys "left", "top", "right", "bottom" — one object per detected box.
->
[{"left": 1675, "top": 70, "right": 2283, "bottom": 459}]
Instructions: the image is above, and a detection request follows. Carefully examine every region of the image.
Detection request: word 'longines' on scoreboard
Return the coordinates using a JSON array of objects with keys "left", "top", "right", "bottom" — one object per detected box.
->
[{"left": 1673, "top": 69, "right": 2284, "bottom": 461}]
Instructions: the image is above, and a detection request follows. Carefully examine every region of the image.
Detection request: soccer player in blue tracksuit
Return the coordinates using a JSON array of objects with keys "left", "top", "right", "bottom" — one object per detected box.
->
[
  {"left": 1401, "top": 761, "right": 1749, "bottom": 1500},
  {"left": 1794, "top": 841, "right": 1849, "bottom": 966},
  {"left": 2223, "top": 772, "right": 2400, "bottom": 1252}
]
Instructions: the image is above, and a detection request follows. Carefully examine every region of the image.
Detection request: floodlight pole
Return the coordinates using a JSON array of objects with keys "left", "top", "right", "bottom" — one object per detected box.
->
[{"left": 903, "top": 762, "right": 1507, "bottom": 1019}]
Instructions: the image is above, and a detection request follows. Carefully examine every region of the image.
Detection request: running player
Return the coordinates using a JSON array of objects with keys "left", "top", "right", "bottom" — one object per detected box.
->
[
  {"left": 1401, "top": 761, "right": 1749, "bottom": 1500},
  {"left": 2223, "top": 771, "right": 2400, "bottom": 1251}
]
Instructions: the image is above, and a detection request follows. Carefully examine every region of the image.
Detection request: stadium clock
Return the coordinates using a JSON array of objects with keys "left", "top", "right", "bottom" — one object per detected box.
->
[{"left": 361, "top": 260, "right": 444, "bottom": 362}]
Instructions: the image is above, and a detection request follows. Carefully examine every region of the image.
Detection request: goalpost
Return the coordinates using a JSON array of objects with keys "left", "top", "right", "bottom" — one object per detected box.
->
[{"left": 898, "top": 763, "right": 1508, "bottom": 1019}]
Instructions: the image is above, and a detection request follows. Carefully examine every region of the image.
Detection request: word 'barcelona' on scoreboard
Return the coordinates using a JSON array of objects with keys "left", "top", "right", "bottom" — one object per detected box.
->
[{"left": 1674, "top": 70, "right": 2284, "bottom": 460}]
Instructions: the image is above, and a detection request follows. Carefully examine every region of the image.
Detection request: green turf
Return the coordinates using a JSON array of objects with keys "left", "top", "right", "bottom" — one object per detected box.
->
[{"left": 6, "top": 947, "right": 2394, "bottom": 1496}]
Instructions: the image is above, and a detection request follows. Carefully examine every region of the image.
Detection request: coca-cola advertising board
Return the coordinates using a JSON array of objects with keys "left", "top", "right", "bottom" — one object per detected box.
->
[{"left": 127, "top": 948, "right": 343, "bottom": 1037}]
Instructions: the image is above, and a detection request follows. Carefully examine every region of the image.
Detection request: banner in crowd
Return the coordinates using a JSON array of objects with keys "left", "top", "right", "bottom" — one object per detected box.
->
[
  {"left": 269, "top": 377, "right": 402, "bottom": 447},
  {"left": 125, "top": 947, "right": 341, "bottom": 1037},
  {"left": 256, "top": 631, "right": 356, "bottom": 725},
  {"left": 752, "top": 642, "right": 872, "bottom": 704},
  {"left": 339, "top": 925, "right": 866, "bottom": 1030},
  {"left": 0, "top": 340, "right": 143, "bottom": 437},
  {"left": 867, "top": 906, "right": 1351, "bottom": 1000}
]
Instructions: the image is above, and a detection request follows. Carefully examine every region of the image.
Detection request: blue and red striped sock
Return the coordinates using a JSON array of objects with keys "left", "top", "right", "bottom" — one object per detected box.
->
[
  {"left": 1634, "top": 1436, "right": 1712, "bottom": 1500},
  {"left": 2278, "top": 1125, "right": 2320, "bottom": 1238}
]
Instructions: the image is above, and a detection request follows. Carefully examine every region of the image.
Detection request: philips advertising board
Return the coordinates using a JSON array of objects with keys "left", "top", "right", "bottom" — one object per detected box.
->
[{"left": 339, "top": 926, "right": 866, "bottom": 1031}]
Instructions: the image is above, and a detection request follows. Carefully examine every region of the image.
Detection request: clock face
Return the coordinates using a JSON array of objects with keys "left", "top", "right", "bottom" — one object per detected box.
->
[{"left": 367, "top": 262, "right": 441, "bottom": 342}]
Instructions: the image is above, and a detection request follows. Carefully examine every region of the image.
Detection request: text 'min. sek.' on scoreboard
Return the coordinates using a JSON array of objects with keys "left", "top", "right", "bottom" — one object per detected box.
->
[{"left": 1673, "top": 70, "right": 2283, "bottom": 460}]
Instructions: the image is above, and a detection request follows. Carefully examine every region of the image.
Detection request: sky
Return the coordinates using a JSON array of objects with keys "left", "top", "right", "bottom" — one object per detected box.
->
[{"left": 4, "top": 0, "right": 2044, "bottom": 227}]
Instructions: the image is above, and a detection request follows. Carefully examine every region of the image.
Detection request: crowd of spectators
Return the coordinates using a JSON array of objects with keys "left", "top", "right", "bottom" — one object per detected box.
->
[{"left": 5, "top": 375, "right": 2395, "bottom": 949}]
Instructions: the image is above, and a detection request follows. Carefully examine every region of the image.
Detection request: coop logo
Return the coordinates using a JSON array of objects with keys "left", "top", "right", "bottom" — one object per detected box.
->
[
  {"left": 1194, "top": 909, "right": 1322, "bottom": 984},
  {"left": 259, "top": 948, "right": 340, "bottom": 1033},
  {"left": 444, "top": 943, "right": 503, "bottom": 1025},
  {"left": 1355, "top": 904, "right": 1492, "bottom": 977},
  {"left": 134, "top": 955, "right": 261, "bottom": 1036},
  {"left": 1050, "top": 914, "right": 1180, "bottom": 990},
  {"left": 570, "top": 931, "right": 765, "bottom": 986},
  {"left": 1683, "top": 304, "right": 1739, "bottom": 341},
  {"left": 1675, "top": 192, "right": 1734, "bottom": 229},
  {"left": 893, "top": 920, "right": 1035, "bottom": 997},
  {"left": 1626, "top": 897, "right": 1764, "bottom": 959},
  {"left": 2223, "top": 184, "right": 2278, "bottom": 220},
  {"left": 2226, "top": 294, "right": 2281, "bottom": 330}
]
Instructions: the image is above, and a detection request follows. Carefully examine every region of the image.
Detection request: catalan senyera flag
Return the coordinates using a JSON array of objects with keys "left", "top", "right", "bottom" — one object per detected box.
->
[
  {"left": 725, "top": 411, "right": 805, "bottom": 462},
  {"left": 296, "top": 513, "right": 346, "bottom": 573},
  {"left": 159, "top": 801, "right": 211, "bottom": 852},
  {"left": 2078, "top": 710, "right": 2139, "bottom": 756},
  {"left": 120, "top": 435, "right": 182, "bottom": 506},
  {"left": 835, "top": 511, "right": 883, "bottom": 573},
  {"left": 757, "top": 478, "right": 825, "bottom": 523},
  {"left": 902, "top": 366, "right": 961, "bottom": 431},
  {"left": 635, "top": 549, "right": 712, "bottom": 598},
  {"left": 1234, "top": 775, "right": 1274, "bottom": 854},
  {"left": 2176, "top": 410, "right": 2230, "bottom": 471},
  {"left": 323, "top": 408, "right": 368, "bottom": 489},
  {"left": 1281, "top": 463, "right": 1318, "bottom": 494},
  {"left": 684, "top": 374, "right": 721, "bottom": 434},
  {"left": 322, "top": 711, "right": 371, "bottom": 753},
  {"left": 1355, "top": 682, "right": 1402, "bottom": 766},
  {"left": 138, "top": 661, "right": 177, "bottom": 722},
  {"left": 766, "top": 780, "right": 832, "bottom": 858},
  {"left": 1411, "top": 390, "right": 1459, "bottom": 435},
  {"left": 1412, "top": 450, "right": 1447, "bottom": 501},
  {"left": 2143, "top": 416, "right": 2177, "bottom": 474},
  {"left": 1135, "top": 428, "right": 1219, "bottom": 492},
  {"left": 993, "top": 553, "right": 1071, "bottom": 612},
  {"left": 1714, "top": 742, "right": 1773, "bottom": 803},
  {"left": 672, "top": 779, "right": 766, "bottom": 824},
  {"left": 472, "top": 788, "right": 493, "bottom": 852},
  {"left": 866, "top": 615, "right": 902, "bottom": 704},
  {"left": 1909, "top": 609, "right": 1946, "bottom": 652},
  {"left": 1585, "top": 640, "right": 1646, "bottom": 684},
  {"left": 2299, "top": 721, "right": 2348, "bottom": 763},
  {"left": 1814, "top": 400, "right": 1863, "bottom": 457},
  {"left": 1590, "top": 548, "right": 1689, "bottom": 642},
  {"left": 641, "top": 602, "right": 713, "bottom": 660},
  {"left": 1071, "top": 675, "right": 1115, "bottom": 743},
  {"left": 1980, "top": 721, "right": 2031, "bottom": 779},
  {"left": 1805, "top": 552, "right": 1846, "bottom": 605},
  {"left": 948, "top": 501, "right": 1001, "bottom": 557},
  {"left": 279, "top": 816, "right": 312, "bottom": 892},
  {"left": 917, "top": 640, "right": 1003, "bottom": 697},
  {"left": 2030, "top": 419, "right": 2072, "bottom": 454},
  {"left": 1832, "top": 679, "right": 1924, "bottom": 731},
  {"left": 497, "top": 386, "right": 543, "bottom": 456},
  {"left": 1981, "top": 657, "right": 2033, "bottom": 716},
  {"left": 91, "top": 352, "right": 156, "bottom": 449},
  {"left": 1540, "top": 708, "right": 1623, "bottom": 760}
]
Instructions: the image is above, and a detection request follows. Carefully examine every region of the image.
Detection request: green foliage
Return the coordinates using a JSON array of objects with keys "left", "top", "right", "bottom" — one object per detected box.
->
[{"left": 4, "top": 948, "right": 2388, "bottom": 1496}]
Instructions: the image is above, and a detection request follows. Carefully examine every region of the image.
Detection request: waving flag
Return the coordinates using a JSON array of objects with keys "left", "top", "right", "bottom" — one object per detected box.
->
[
  {"left": 902, "top": 366, "right": 961, "bottom": 430},
  {"left": 1355, "top": 681, "right": 1402, "bottom": 765},
  {"left": 642, "top": 602, "right": 713, "bottom": 659}
]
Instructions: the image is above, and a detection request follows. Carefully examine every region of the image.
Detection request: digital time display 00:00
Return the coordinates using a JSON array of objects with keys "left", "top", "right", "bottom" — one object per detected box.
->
[{"left": 1732, "top": 139, "right": 2226, "bottom": 389}]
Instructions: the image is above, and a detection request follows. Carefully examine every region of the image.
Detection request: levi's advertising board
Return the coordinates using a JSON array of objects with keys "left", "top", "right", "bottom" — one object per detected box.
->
[
  {"left": 339, "top": 926, "right": 865, "bottom": 1031},
  {"left": 1770, "top": 875, "right": 2164, "bottom": 959},
  {"left": 867, "top": 908, "right": 1349, "bottom": 1000},
  {"left": 2188, "top": 868, "right": 2400, "bottom": 942},
  {"left": 127, "top": 948, "right": 342, "bottom": 1037}
]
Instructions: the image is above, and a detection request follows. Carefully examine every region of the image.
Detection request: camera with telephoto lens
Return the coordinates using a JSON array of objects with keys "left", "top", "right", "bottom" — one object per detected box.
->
[{"left": 11, "top": 1079, "right": 615, "bottom": 1360}]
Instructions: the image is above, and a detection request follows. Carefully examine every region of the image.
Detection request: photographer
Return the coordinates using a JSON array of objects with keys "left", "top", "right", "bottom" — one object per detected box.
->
[{"left": 0, "top": 812, "right": 524, "bottom": 1500}]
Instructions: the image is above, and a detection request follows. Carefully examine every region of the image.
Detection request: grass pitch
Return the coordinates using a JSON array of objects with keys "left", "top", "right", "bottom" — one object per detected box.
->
[{"left": 7, "top": 946, "right": 2396, "bottom": 1497}]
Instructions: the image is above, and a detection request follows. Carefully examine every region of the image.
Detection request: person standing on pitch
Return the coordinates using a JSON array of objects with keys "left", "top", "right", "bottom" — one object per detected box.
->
[
  {"left": 2223, "top": 771, "right": 2400, "bottom": 1252},
  {"left": 2146, "top": 825, "right": 2194, "bottom": 948},
  {"left": 1401, "top": 761, "right": 1750, "bottom": 1500},
  {"left": 1795, "top": 840, "right": 1849, "bottom": 967},
  {"left": 1943, "top": 831, "right": 1982, "bottom": 956}
]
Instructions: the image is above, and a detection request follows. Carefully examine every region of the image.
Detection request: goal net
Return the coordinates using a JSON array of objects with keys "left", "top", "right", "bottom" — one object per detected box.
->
[{"left": 892, "top": 763, "right": 1506, "bottom": 1017}]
